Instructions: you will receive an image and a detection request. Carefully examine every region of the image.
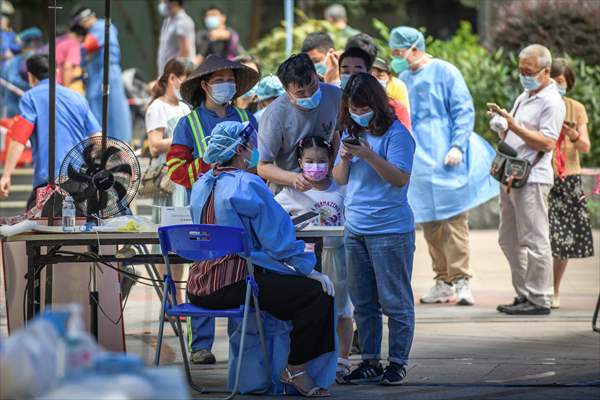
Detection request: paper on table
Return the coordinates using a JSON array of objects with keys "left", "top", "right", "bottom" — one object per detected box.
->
[{"left": 160, "top": 207, "right": 192, "bottom": 227}]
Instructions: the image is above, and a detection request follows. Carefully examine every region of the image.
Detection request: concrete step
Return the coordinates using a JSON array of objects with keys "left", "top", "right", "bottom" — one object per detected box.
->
[
  {"left": 0, "top": 168, "right": 34, "bottom": 186},
  {"left": 0, "top": 200, "right": 26, "bottom": 217}
]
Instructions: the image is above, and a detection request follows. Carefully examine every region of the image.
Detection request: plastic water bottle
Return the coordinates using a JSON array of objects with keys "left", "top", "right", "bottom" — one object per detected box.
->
[
  {"left": 0, "top": 318, "right": 62, "bottom": 398},
  {"left": 64, "top": 304, "right": 99, "bottom": 375},
  {"left": 62, "top": 195, "right": 76, "bottom": 232}
]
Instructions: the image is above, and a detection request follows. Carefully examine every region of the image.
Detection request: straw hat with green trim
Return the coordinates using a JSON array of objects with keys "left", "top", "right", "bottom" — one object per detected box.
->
[{"left": 181, "top": 55, "right": 260, "bottom": 107}]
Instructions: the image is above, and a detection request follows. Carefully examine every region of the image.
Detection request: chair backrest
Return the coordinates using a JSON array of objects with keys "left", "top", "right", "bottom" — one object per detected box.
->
[{"left": 157, "top": 224, "right": 252, "bottom": 261}]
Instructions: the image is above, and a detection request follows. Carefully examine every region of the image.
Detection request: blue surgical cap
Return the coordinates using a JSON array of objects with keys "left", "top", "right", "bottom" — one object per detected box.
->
[
  {"left": 19, "top": 27, "right": 43, "bottom": 44},
  {"left": 255, "top": 75, "right": 284, "bottom": 102},
  {"left": 388, "top": 26, "right": 425, "bottom": 51},
  {"left": 203, "top": 121, "right": 257, "bottom": 165}
]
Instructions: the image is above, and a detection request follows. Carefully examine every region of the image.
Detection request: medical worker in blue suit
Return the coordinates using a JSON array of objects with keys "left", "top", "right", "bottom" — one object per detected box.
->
[
  {"left": 389, "top": 27, "right": 498, "bottom": 306},
  {"left": 188, "top": 121, "right": 337, "bottom": 397},
  {"left": 70, "top": 7, "right": 132, "bottom": 143},
  {"left": 0, "top": 27, "right": 44, "bottom": 118}
]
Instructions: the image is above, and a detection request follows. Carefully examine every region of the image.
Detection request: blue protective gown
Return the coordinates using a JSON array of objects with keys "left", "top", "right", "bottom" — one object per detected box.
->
[
  {"left": 400, "top": 59, "right": 498, "bottom": 223},
  {"left": 19, "top": 79, "right": 100, "bottom": 187},
  {"left": 1, "top": 52, "right": 31, "bottom": 117},
  {"left": 190, "top": 168, "right": 336, "bottom": 394},
  {"left": 82, "top": 19, "right": 132, "bottom": 143},
  {"left": 190, "top": 168, "right": 316, "bottom": 274}
]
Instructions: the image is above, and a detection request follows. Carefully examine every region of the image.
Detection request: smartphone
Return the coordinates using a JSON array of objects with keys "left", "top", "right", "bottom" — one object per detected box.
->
[
  {"left": 342, "top": 136, "right": 361, "bottom": 146},
  {"left": 486, "top": 102, "right": 502, "bottom": 113},
  {"left": 292, "top": 211, "right": 318, "bottom": 227}
]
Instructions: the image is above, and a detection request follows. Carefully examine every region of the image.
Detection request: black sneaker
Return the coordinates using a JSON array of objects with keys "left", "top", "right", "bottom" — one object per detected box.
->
[
  {"left": 342, "top": 360, "right": 383, "bottom": 384},
  {"left": 504, "top": 300, "right": 551, "bottom": 315},
  {"left": 380, "top": 362, "right": 407, "bottom": 386},
  {"left": 497, "top": 296, "right": 527, "bottom": 313}
]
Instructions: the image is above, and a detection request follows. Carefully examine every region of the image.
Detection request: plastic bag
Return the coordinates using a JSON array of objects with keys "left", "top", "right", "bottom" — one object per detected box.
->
[{"left": 95, "top": 215, "right": 158, "bottom": 233}]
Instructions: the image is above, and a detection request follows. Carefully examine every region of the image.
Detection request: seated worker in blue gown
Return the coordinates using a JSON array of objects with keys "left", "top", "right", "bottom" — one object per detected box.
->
[{"left": 188, "top": 121, "right": 337, "bottom": 397}]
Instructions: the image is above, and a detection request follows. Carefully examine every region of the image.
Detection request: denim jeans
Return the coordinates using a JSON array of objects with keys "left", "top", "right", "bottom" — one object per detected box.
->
[
  {"left": 184, "top": 188, "right": 216, "bottom": 353},
  {"left": 344, "top": 229, "right": 415, "bottom": 365},
  {"left": 188, "top": 316, "right": 215, "bottom": 352}
]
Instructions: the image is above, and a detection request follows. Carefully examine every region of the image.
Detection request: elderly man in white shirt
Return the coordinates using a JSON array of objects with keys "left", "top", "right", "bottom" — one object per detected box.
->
[{"left": 491, "top": 44, "right": 565, "bottom": 315}]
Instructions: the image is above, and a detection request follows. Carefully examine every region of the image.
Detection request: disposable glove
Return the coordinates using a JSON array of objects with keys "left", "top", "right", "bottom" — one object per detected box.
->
[
  {"left": 308, "top": 270, "right": 335, "bottom": 296},
  {"left": 444, "top": 146, "right": 463, "bottom": 166},
  {"left": 490, "top": 114, "right": 508, "bottom": 134}
]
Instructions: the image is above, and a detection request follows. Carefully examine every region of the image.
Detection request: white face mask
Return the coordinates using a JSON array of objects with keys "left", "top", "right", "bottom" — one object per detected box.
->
[
  {"left": 174, "top": 77, "right": 183, "bottom": 101},
  {"left": 174, "top": 88, "right": 182, "bottom": 101}
]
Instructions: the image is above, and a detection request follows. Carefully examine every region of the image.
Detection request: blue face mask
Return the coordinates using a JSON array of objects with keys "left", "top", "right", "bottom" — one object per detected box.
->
[
  {"left": 520, "top": 69, "right": 543, "bottom": 91},
  {"left": 208, "top": 82, "right": 236, "bottom": 104},
  {"left": 350, "top": 110, "right": 374, "bottom": 128},
  {"left": 556, "top": 84, "right": 566, "bottom": 96},
  {"left": 204, "top": 16, "right": 221, "bottom": 30},
  {"left": 391, "top": 57, "right": 409, "bottom": 74},
  {"left": 314, "top": 62, "right": 327, "bottom": 77},
  {"left": 158, "top": 2, "right": 168, "bottom": 16},
  {"left": 295, "top": 87, "right": 322, "bottom": 110},
  {"left": 340, "top": 74, "right": 350, "bottom": 89}
]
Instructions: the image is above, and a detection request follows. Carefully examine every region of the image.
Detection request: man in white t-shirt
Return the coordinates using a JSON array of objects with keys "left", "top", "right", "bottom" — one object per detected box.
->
[
  {"left": 157, "top": 0, "right": 196, "bottom": 75},
  {"left": 491, "top": 44, "right": 565, "bottom": 315}
]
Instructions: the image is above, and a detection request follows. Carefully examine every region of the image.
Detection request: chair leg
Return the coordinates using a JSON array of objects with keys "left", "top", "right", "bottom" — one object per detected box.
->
[
  {"left": 252, "top": 293, "right": 272, "bottom": 392},
  {"left": 175, "top": 316, "right": 207, "bottom": 393},
  {"left": 145, "top": 263, "right": 179, "bottom": 337},
  {"left": 154, "top": 281, "right": 170, "bottom": 366},
  {"left": 593, "top": 294, "right": 600, "bottom": 333}
]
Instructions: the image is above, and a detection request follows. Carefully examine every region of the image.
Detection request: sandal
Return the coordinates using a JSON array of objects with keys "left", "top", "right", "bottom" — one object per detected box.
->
[
  {"left": 280, "top": 367, "right": 331, "bottom": 397},
  {"left": 335, "top": 358, "right": 352, "bottom": 384}
]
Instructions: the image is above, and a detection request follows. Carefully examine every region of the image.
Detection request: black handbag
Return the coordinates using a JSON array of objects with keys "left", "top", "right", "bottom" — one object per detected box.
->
[
  {"left": 489, "top": 99, "right": 545, "bottom": 193},
  {"left": 138, "top": 158, "right": 175, "bottom": 198},
  {"left": 490, "top": 142, "right": 544, "bottom": 193}
]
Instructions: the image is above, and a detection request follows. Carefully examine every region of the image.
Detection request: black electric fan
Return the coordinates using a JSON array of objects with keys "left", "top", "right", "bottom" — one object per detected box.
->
[{"left": 58, "top": 136, "right": 141, "bottom": 221}]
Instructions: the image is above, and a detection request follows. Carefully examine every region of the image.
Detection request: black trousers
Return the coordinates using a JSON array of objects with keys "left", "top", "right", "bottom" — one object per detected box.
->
[{"left": 188, "top": 271, "right": 335, "bottom": 365}]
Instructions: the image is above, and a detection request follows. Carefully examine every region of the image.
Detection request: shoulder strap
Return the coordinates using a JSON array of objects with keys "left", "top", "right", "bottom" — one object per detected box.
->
[
  {"left": 512, "top": 99, "right": 522, "bottom": 118},
  {"left": 532, "top": 151, "right": 545, "bottom": 167},
  {"left": 512, "top": 98, "right": 548, "bottom": 166}
]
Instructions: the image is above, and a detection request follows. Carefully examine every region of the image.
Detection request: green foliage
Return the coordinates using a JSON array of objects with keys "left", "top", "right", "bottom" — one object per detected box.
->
[
  {"left": 249, "top": 16, "right": 600, "bottom": 166},
  {"left": 248, "top": 10, "right": 350, "bottom": 76},
  {"left": 311, "top": 0, "right": 408, "bottom": 18}
]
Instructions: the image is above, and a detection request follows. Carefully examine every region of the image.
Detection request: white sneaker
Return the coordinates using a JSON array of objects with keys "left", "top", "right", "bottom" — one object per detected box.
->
[
  {"left": 420, "top": 280, "right": 454, "bottom": 304},
  {"left": 454, "top": 278, "right": 474, "bottom": 306}
]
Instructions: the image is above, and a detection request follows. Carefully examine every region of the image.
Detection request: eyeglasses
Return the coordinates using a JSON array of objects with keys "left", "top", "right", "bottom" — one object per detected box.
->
[{"left": 520, "top": 67, "right": 545, "bottom": 77}]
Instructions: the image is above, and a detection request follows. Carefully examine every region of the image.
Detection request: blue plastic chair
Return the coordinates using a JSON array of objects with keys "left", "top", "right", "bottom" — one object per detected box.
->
[{"left": 155, "top": 224, "right": 271, "bottom": 399}]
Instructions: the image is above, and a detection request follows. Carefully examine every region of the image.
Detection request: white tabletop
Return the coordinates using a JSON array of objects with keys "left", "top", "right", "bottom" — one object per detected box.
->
[{"left": 3, "top": 226, "right": 344, "bottom": 243}]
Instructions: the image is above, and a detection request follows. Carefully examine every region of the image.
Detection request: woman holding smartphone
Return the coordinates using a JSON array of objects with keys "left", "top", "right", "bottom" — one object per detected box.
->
[
  {"left": 548, "top": 58, "right": 593, "bottom": 309},
  {"left": 332, "top": 73, "right": 416, "bottom": 386}
]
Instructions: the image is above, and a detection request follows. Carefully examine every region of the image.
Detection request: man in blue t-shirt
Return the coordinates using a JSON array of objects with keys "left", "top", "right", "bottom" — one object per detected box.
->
[{"left": 0, "top": 54, "right": 100, "bottom": 209}]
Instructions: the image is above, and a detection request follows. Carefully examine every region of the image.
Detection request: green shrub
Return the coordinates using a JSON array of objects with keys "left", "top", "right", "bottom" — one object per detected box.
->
[
  {"left": 490, "top": 0, "right": 600, "bottom": 65},
  {"left": 249, "top": 10, "right": 350, "bottom": 76}
]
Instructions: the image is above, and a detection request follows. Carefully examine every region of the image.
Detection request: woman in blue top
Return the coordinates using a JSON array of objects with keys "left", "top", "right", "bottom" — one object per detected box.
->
[{"left": 332, "top": 73, "right": 416, "bottom": 386}]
